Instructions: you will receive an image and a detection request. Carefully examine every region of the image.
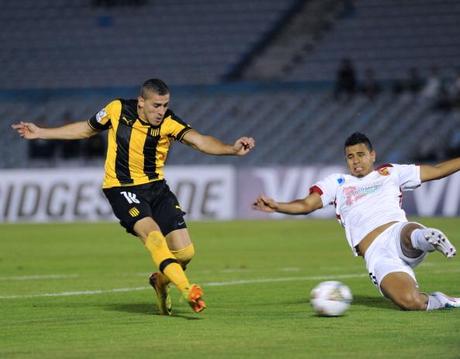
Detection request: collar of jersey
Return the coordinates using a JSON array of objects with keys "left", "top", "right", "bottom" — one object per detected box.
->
[
  {"left": 353, "top": 168, "right": 376, "bottom": 180},
  {"left": 136, "top": 117, "right": 163, "bottom": 128}
]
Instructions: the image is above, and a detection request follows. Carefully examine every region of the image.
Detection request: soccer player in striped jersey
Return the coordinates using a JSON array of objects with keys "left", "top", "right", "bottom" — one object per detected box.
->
[
  {"left": 253, "top": 132, "right": 459, "bottom": 311},
  {"left": 12, "top": 78, "right": 255, "bottom": 315}
]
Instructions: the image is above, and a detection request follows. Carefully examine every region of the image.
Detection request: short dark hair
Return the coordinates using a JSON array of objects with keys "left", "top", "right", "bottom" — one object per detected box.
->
[
  {"left": 344, "top": 132, "right": 373, "bottom": 152},
  {"left": 140, "top": 78, "right": 169, "bottom": 98}
]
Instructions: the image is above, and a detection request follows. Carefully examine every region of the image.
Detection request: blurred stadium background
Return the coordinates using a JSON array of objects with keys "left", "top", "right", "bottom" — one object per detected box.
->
[{"left": 1, "top": 0, "right": 460, "bottom": 223}]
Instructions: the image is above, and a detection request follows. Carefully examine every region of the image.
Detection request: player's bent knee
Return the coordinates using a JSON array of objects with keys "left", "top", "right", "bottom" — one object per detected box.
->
[
  {"left": 145, "top": 231, "right": 168, "bottom": 251},
  {"left": 381, "top": 272, "right": 426, "bottom": 310},
  {"left": 134, "top": 217, "right": 161, "bottom": 241},
  {"left": 171, "top": 243, "right": 195, "bottom": 269},
  {"left": 393, "top": 292, "right": 426, "bottom": 311},
  {"left": 401, "top": 222, "right": 424, "bottom": 236}
]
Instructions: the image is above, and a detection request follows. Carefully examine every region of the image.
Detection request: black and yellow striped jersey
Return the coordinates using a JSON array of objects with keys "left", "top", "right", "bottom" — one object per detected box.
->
[{"left": 88, "top": 99, "right": 192, "bottom": 189}]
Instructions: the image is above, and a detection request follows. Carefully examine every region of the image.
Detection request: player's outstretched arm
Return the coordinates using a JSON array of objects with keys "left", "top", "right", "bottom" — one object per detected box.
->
[
  {"left": 420, "top": 156, "right": 460, "bottom": 182},
  {"left": 252, "top": 192, "right": 323, "bottom": 215},
  {"left": 11, "top": 120, "right": 97, "bottom": 140},
  {"left": 182, "top": 129, "right": 255, "bottom": 156}
]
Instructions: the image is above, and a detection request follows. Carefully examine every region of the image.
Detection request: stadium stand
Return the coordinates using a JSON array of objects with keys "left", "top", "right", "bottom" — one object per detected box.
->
[
  {"left": 2, "top": 84, "right": 460, "bottom": 169},
  {"left": 243, "top": 0, "right": 460, "bottom": 82},
  {"left": 2, "top": 0, "right": 460, "bottom": 170},
  {"left": 235, "top": 0, "right": 345, "bottom": 81},
  {"left": 0, "top": 0, "right": 299, "bottom": 89}
]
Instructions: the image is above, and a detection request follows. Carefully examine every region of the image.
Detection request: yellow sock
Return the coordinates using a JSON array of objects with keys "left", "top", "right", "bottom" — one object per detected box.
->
[
  {"left": 144, "top": 231, "right": 190, "bottom": 292},
  {"left": 155, "top": 244, "right": 196, "bottom": 287},
  {"left": 172, "top": 243, "right": 195, "bottom": 269}
]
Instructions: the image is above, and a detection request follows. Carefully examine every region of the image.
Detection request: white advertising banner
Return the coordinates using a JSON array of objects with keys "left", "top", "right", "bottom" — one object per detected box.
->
[
  {"left": 165, "top": 166, "right": 235, "bottom": 220},
  {"left": 236, "top": 166, "right": 344, "bottom": 219},
  {"left": 0, "top": 166, "right": 235, "bottom": 223},
  {"left": 238, "top": 166, "right": 460, "bottom": 219},
  {"left": 0, "top": 168, "right": 113, "bottom": 223}
]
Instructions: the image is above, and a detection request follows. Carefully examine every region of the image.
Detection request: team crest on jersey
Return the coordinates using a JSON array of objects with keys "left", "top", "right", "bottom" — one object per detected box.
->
[
  {"left": 95, "top": 108, "right": 107, "bottom": 123},
  {"left": 337, "top": 177, "right": 345, "bottom": 185},
  {"left": 129, "top": 207, "right": 140, "bottom": 217},
  {"left": 150, "top": 128, "right": 160, "bottom": 137},
  {"left": 378, "top": 167, "right": 390, "bottom": 176}
]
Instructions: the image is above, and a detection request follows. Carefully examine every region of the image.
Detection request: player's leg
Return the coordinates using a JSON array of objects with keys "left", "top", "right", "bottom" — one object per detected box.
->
[
  {"left": 167, "top": 229, "right": 205, "bottom": 312},
  {"left": 148, "top": 229, "right": 199, "bottom": 314},
  {"left": 381, "top": 273, "right": 460, "bottom": 310},
  {"left": 137, "top": 219, "right": 205, "bottom": 313},
  {"left": 102, "top": 184, "right": 202, "bottom": 314},
  {"left": 147, "top": 181, "right": 205, "bottom": 313},
  {"left": 135, "top": 218, "right": 190, "bottom": 290},
  {"left": 365, "top": 222, "right": 458, "bottom": 310},
  {"left": 380, "top": 272, "right": 427, "bottom": 310},
  {"left": 395, "top": 223, "right": 460, "bottom": 310},
  {"left": 154, "top": 228, "right": 195, "bottom": 284},
  {"left": 167, "top": 228, "right": 195, "bottom": 268},
  {"left": 135, "top": 217, "right": 198, "bottom": 314},
  {"left": 148, "top": 272, "right": 172, "bottom": 315},
  {"left": 400, "top": 223, "right": 456, "bottom": 258},
  {"left": 364, "top": 223, "right": 424, "bottom": 310}
]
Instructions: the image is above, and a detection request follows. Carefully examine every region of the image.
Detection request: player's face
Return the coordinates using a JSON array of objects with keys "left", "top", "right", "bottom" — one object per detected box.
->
[
  {"left": 137, "top": 91, "right": 170, "bottom": 126},
  {"left": 345, "top": 143, "right": 376, "bottom": 177}
]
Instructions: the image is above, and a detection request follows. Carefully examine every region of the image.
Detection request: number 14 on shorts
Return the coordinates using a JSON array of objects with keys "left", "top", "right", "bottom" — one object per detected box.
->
[{"left": 120, "top": 191, "right": 140, "bottom": 204}]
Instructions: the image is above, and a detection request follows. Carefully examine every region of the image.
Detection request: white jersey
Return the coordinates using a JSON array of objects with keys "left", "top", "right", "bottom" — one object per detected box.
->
[{"left": 310, "top": 164, "right": 421, "bottom": 255}]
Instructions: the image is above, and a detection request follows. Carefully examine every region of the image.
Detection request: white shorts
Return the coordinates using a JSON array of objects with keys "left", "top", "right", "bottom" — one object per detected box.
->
[{"left": 363, "top": 222, "right": 427, "bottom": 295}]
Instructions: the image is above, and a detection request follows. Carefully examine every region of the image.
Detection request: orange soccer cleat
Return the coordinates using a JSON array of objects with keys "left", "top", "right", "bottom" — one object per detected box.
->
[{"left": 185, "top": 284, "right": 206, "bottom": 313}]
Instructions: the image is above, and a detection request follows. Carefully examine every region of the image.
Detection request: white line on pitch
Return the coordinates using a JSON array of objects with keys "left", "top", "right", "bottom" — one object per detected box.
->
[
  {"left": 0, "top": 287, "right": 149, "bottom": 299},
  {"left": 204, "top": 273, "right": 368, "bottom": 287},
  {"left": 0, "top": 274, "right": 79, "bottom": 281},
  {"left": 1, "top": 268, "right": 458, "bottom": 300},
  {"left": 133, "top": 267, "right": 301, "bottom": 276},
  {"left": 0, "top": 273, "right": 367, "bottom": 300}
]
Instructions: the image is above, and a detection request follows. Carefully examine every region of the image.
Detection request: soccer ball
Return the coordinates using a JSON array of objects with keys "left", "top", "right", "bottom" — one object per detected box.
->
[{"left": 310, "top": 281, "right": 352, "bottom": 317}]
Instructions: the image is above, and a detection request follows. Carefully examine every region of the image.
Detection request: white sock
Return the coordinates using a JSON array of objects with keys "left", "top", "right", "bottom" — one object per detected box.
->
[
  {"left": 426, "top": 293, "right": 444, "bottom": 310},
  {"left": 426, "top": 292, "right": 459, "bottom": 310},
  {"left": 410, "top": 229, "right": 435, "bottom": 252}
]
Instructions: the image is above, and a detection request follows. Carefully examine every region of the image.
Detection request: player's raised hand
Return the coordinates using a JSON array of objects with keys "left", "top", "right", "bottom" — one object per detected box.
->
[
  {"left": 233, "top": 136, "right": 255, "bottom": 156},
  {"left": 252, "top": 195, "right": 278, "bottom": 213},
  {"left": 11, "top": 122, "right": 42, "bottom": 139}
]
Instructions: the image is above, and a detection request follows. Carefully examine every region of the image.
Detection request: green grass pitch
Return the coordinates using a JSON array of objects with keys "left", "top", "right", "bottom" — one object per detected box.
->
[{"left": 1, "top": 218, "right": 459, "bottom": 358}]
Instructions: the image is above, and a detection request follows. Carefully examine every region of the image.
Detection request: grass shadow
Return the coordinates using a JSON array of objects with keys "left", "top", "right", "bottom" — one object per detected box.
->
[
  {"left": 288, "top": 295, "right": 396, "bottom": 310},
  {"left": 350, "top": 295, "right": 396, "bottom": 310},
  {"left": 104, "top": 302, "right": 202, "bottom": 320}
]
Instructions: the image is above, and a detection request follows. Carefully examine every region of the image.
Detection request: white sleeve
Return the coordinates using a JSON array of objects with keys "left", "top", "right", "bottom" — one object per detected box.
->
[
  {"left": 310, "top": 173, "right": 341, "bottom": 207},
  {"left": 394, "top": 164, "right": 421, "bottom": 191}
]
